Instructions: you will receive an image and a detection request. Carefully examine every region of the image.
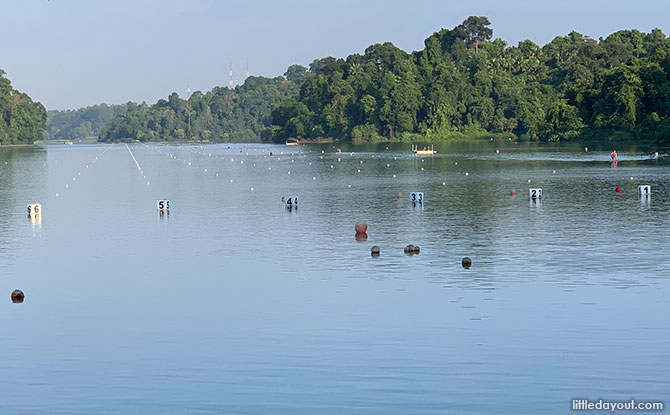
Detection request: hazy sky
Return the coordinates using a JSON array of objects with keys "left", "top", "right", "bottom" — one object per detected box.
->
[{"left": 2, "top": 0, "right": 669, "bottom": 110}]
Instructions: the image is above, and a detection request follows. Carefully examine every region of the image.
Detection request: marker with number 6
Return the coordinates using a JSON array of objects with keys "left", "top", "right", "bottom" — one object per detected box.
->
[{"left": 27, "top": 203, "right": 42, "bottom": 217}]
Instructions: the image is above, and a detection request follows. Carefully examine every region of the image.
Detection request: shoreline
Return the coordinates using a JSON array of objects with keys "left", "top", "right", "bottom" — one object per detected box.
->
[
  {"left": 0, "top": 143, "right": 38, "bottom": 147},
  {"left": 79, "top": 135, "right": 667, "bottom": 150}
]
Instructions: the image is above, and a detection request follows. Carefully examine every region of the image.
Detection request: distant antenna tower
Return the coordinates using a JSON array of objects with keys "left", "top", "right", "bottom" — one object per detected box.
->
[
  {"left": 229, "top": 63, "right": 234, "bottom": 89},
  {"left": 186, "top": 81, "right": 192, "bottom": 99}
]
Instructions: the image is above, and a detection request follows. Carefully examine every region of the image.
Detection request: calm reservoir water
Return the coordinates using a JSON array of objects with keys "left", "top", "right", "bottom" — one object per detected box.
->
[{"left": 1, "top": 141, "right": 669, "bottom": 414}]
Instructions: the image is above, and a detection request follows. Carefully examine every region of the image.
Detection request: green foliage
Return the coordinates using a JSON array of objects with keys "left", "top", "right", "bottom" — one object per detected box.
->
[
  {"left": 259, "top": 17, "right": 670, "bottom": 145},
  {"left": 0, "top": 69, "right": 46, "bottom": 144},
  {"left": 94, "top": 16, "right": 670, "bottom": 145},
  {"left": 100, "top": 74, "right": 302, "bottom": 142},
  {"left": 47, "top": 103, "right": 127, "bottom": 139},
  {"left": 284, "top": 64, "right": 308, "bottom": 83},
  {"left": 454, "top": 16, "right": 493, "bottom": 53}
]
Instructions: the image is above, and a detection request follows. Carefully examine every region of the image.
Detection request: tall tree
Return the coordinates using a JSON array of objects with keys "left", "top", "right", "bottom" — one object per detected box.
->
[{"left": 454, "top": 16, "right": 493, "bottom": 53}]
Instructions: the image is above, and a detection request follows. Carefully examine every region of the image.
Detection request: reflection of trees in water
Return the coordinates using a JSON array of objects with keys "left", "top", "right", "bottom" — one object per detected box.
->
[{"left": 0, "top": 147, "right": 48, "bottom": 256}]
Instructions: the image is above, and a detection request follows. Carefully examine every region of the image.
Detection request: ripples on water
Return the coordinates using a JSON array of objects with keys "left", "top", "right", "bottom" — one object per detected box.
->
[{"left": 0, "top": 142, "right": 668, "bottom": 414}]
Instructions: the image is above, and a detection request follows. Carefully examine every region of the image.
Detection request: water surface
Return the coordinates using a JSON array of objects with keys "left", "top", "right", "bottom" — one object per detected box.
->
[{"left": 1, "top": 141, "right": 668, "bottom": 414}]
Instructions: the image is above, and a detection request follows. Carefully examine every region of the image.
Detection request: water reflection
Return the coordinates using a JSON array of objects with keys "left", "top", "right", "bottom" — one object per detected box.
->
[
  {"left": 1, "top": 142, "right": 669, "bottom": 414},
  {"left": 28, "top": 213, "right": 42, "bottom": 228}
]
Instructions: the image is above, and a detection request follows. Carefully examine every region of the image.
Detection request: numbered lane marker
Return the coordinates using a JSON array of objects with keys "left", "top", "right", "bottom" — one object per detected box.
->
[
  {"left": 157, "top": 200, "right": 170, "bottom": 211},
  {"left": 285, "top": 196, "right": 299, "bottom": 209},
  {"left": 529, "top": 188, "right": 542, "bottom": 200},
  {"left": 638, "top": 185, "right": 651, "bottom": 198},
  {"left": 27, "top": 203, "right": 42, "bottom": 217},
  {"left": 409, "top": 192, "right": 424, "bottom": 204}
]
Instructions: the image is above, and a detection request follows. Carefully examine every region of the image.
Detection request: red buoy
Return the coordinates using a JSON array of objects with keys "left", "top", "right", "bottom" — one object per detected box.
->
[
  {"left": 355, "top": 221, "right": 367, "bottom": 234},
  {"left": 355, "top": 232, "right": 368, "bottom": 242},
  {"left": 615, "top": 186, "right": 622, "bottom": 193}
]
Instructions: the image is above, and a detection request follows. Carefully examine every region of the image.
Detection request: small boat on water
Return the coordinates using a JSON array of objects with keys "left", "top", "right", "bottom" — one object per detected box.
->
[
  {"left": 285, "top": 138, "right": 299, "bottom": 146},
  {"left": 412, "top": 144, "right": 436, "bottom": 155},
  {"left": 64, "top": 141, "right": 73, "bottom": 145}
]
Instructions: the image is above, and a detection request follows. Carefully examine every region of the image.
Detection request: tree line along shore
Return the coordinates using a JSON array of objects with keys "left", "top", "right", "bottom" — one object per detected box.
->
[{"left": 6, "top": 17, "right": 670, "bottom": 146}]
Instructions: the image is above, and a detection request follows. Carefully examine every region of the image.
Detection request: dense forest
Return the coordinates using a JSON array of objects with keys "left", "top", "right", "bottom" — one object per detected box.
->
[
  {"left": 97, "top": 17, "right": 670, "bottom": 144},
  {"left": 0, "top": 69, "right": 46, "bottom": 145},
  {"left": 99, "top": 74, "right": 302, "bottom": 142},
  {"left": 263, "top": 17, "right": 670, "bottom": 144},
  {"left": 47, "top": 104, "right": 127, "bottom": 140}
]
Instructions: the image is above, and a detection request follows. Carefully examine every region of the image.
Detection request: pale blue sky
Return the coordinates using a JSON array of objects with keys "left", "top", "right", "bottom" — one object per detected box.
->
[{"left": 2, "top": 0, "right": 668, "bottom": 110}]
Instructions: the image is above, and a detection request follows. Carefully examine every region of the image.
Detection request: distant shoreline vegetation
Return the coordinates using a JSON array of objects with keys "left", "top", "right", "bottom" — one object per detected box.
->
[
  {"left": 46, "top": 103, "right": 127, "bottom": 141},
  {"left": 98, "top": 76, "right": 300, "bottom": 143},
  {"left": 0, "top": 70, "right": 46, "bottom": 145},
  {"left": 52, "top": 16, "right": 670, "bottom": 146}
]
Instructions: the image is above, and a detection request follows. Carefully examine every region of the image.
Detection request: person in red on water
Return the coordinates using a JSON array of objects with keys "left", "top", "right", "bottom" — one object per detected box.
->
[{"left": 611, "top": 150, "right": 618, "bottom": 160}]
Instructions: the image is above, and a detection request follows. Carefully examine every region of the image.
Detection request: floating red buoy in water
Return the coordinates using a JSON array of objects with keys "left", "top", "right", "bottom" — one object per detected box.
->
[
  {"left": 509, "top": 189, "right": 516, "bottom": 196},
  {"left": 355, "top": 221, "right": 367, "bottom": 234},
  {"left": 396, "top": 192, "right": 403, "bottom": 199},
  {"left": 355, "top": 232, "right": 368, "bottom": 242},
  {"left": 615, "top": 186, "right": 622, "bottom": 193},
  {"left": 337, "top": 148, "right": 342, "bottom": 153}
]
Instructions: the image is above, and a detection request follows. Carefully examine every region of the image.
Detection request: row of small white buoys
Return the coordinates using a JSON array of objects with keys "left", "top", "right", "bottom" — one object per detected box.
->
[
  {"left": 144, "top": 143, "right": 237, "bottom": 182},
  {"left": 125, "top": 144, "right": 151, "bottom": 187},
  {"left": 126, "top": 145, "right": 174, "bottom": 214},
  {"left": 141, "top": 143, "right": 266, "bottom": 193},
  {"left": 55, "top": 143, "right": 114, "bottom": 198},
  {"left": 128, "top": 144, "right": 658, "bottom": 218},
  {"left": 25, "top": 144, "right": 114, "bottom": 226}
]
